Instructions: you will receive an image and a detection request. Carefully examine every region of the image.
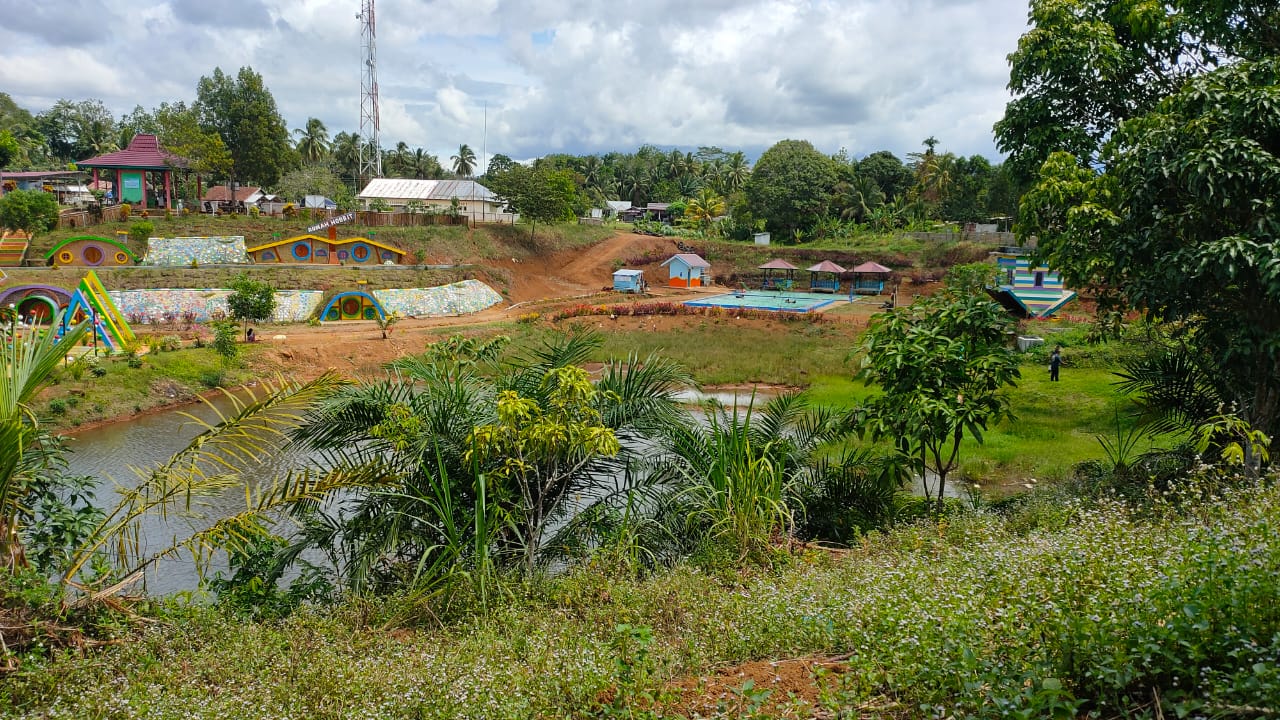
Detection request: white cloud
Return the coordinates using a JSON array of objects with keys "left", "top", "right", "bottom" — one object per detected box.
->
[{"left": 0, "top": 0, "right": 1032, "bottom": 167}]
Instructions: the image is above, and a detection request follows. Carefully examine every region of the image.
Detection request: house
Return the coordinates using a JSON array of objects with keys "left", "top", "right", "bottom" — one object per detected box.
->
[
  {"left": 660, "top": 253, "right": 710, "bottom": 288},
  {"left": 986, "top": 251, "right": 1076, "bottom": 318},
  {"left": 45, "top": 235, "right": 139, "bottom": 267},
  {"left": 613, "top": 268, "right": 646, "bottom": 293},
  {"left": 356, "top": 178, "right": 505, "bottom": 220},
  {"left": 604, "top": 200, "right": 631, "bottom": 217},
  {"left": 201, "top": 185, "right": 264, "bottom": 213},
  {"left": 245, "top": 234, "right": 407, "bottom": 266},
  {"left": 75, "top": 134, "right": 189, "bottom": 210}
]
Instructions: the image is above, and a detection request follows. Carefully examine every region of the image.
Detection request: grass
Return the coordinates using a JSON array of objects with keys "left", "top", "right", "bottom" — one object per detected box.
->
[
  {"left": 4, "top": 481, "right": 1277, "bottom": 718},
  {"left": 37, "top": 344, "right": 260, "bottom": 431}
]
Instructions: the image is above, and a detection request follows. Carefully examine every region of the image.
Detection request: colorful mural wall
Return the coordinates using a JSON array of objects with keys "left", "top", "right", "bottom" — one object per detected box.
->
[
  {"left": 373, "top": 280, "right": 502, "bottom": 317},
  {"left": 107, "top": 289, "right": 324, "bottom": 323},
  {"left": 45, "top": 235, "right": 139, "bottom": 267},
  {"left": 0, "top": 230, "right": 30, "bottom": 266},
  {"left": 145, "top": 236, "right": 250, "bottom": 266},
  {"left": 246, "top": 234, "right": 407, "bottom": 266}
]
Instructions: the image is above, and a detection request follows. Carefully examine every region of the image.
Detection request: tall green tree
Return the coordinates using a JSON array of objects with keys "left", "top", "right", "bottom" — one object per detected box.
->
[
  {"left": 195, "top": 67, "right": 294, "bottom": 187},
  {"left": 226, "top": 274, "right": 277, "bottom": 339},
  {"left": 744, "top": 139, "right": 838, "bottom": 239},
  {"left": 0, "top": 130, "right": 18, "bottom": 168},
  {"left": 452, "top": 144, "right": 476, "bottom": 177},
  {"left": 487, "top": 164, "right": 583, "bottom": 240},
  {"left": 858, "top": 293, "right": 1020, "bottom": 508},
  {"left": 293, "top": 117, "right": 330, "bottom": 164},
  {"left": 1017, "top": 56, "right": 1280, "bottom": 438}
]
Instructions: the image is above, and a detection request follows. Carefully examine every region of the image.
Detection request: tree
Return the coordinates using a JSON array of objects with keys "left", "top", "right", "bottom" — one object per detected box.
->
[
  {"left": 745, "top": 139, "right": 838, "bottom": 238},
  {"left": 195, "top": 67, "right": 294, "bottom": 187},
  {"left": 994, "top": 0, "right": 1279, "bottom": 185},
  {"left": 0, "top": 130, "right": 18, "bottom": 168},
  {"left": 276, "top": 164, "right": 346, "bottom": 203},
  {"left": 36, "top": 99, "right": 117, "bottom": 161},
  {"left": 293, "top": 117, "right": 330, "bottom": 164},
  {"left": 484, "top": 153, "right": 516, "bottom": 179},
  {"left": 857, "top": 151, "right": 915, "bottom": 202},
  {"left": 0, "top": 189, "right": 59, "bottom": 237},
  {"left": 684, "top": 187, "right": 726, "bottom": 231},
  {"left": 452, "top": 144, "right": 477, "bottom": 177},
  {"left": 226, "top": 274, "right": 276, "bottom": 339},
  {"left": 1017, "top": 56, "right": 1280, "bottom": 438},
  {"left": 1, "top": 312, "right": 90, "bottom": 568},
  {"left": 486, "top": 164, "right": 583, "bottom": 240},
  {"left": 858, "top": 293, "right": 1020, "bottom": 509}
]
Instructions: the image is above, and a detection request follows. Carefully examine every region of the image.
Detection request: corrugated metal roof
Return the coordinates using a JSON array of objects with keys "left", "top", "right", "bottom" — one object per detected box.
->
[
  {"left": 357, "top": 178, "right": 496, "bottom": 201},
  {"left": 76, "top": 134, "right": 188, "bottom": 170},
  {"left": 614, "top": 269, "right": 644, "bottom": 276},
  {"left": 661, "top": 253, "right": 710, "bottom": 269}
]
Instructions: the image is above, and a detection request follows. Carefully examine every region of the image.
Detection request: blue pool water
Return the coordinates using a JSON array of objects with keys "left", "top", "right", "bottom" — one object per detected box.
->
[{"left": 683, "top": 291, "right": 840, "bottom": 313}]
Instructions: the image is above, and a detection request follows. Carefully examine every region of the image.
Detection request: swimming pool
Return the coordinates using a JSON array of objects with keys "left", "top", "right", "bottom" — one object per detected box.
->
[{"left": 683, "top": 291, "right": 840, "bottom": 313}]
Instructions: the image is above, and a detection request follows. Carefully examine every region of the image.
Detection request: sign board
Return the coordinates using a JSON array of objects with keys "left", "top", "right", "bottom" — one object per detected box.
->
[
  {"left": 122, "top": 178, "right": 141, "bottom": 189},
  {"left": 306, "top": 211, "right": 355, "bottom": 233}
]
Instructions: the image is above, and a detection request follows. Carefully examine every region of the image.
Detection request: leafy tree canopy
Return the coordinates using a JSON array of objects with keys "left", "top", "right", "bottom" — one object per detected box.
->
[
  {"left": 226, "top": 274, "right": 277, "bottom": 329},
  {"left": 487, "top": 164, "right": 584, "bottom": 239},
  {"left": 745, "top": 139, "right": 838, "bottom": 238},
  {"left": 276, "top": 164, "right": 346, "bottom": 203},
  {"left": 195, "top": 67, "right": 295, "bottom": 187},
  {"left": 0, "top": 189, "right": 59, "bottom": 236},
  {"left": 1018, "top": 55, "right": 1280, "bottom": 436}
]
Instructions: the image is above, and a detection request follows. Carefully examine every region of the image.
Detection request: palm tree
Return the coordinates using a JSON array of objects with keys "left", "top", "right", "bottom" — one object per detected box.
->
[
  {"left": 411, "top": 148, "right": 443, "bottom": 179},
  {"left": 331, "top": 132, "right": 361, "bottom": 184},
  {"left": 724, "top": 152, "right": 750, "bottom": 192},
  {"left": 685, "top": 187, "right": 726, "bottom": 230},
  {"left": 452, "top": 144, "right": 477, "bottom": 177},
  {"left": 0, "top": 312, "right": 90, "bottom": 568},
  {"left": 293, "top": 117, "right": 331, "bottom": 163}
]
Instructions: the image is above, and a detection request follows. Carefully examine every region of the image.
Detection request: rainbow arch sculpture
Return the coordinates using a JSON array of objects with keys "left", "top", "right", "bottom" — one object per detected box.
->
[{"left": 63, "top": 270, "right": 135, "bottom": 352}]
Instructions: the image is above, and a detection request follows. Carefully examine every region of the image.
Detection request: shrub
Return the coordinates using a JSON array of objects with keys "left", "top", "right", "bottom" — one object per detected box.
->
[
  {"left": 198, "top": 369, "right": 225, "bottom": 388},
  {"left": 47, "top": 398, "right": 66, "bottom": 415},
  {"left": 516, "top": 312, "right": 541, "bottom": 324},
  {"left": 210, "top": 320, "right": 239, "bottom": 365},
  {"left": 119, "top": 203, "right": 131, "bottom": 220},
  {"left": 89, "top": 364, "right": 107, "bottom": 378},
  {"left": 127, "top": 220, "right": 154, "bottom": 244}
]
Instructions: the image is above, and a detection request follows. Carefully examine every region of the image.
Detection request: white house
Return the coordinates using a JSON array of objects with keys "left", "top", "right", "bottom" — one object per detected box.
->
[{"left": 357, "top": 178, "right": 508, "bottom": 220}]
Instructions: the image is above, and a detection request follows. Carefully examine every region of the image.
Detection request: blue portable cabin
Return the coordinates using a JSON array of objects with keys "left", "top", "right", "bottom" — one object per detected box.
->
[
  {"left": 986, "top": 252, "right": 1076, "bottom": 318},
  {"left": 660, "top": 253, "right": 711, "bottom": 288},
  {"left": 613, "top": 268, "right": 646, "bottom": 293}
]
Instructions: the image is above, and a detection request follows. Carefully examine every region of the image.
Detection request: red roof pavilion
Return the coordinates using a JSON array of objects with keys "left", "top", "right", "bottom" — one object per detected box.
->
[{"left": 76, "top": 134, "right": 191, "bottom": 211}]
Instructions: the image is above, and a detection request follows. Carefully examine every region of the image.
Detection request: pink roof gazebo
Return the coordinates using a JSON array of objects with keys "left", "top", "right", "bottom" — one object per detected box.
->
[
  {"left": 806, "top": 260, "right": 847, "bottom": 293},
  {"left": 759, "top": 258, "right": 799, "bottom": 289},
  {"left": 76, "top": 134, "right": 190, "bottom": 210},
  {"left": 851, "top": 261, "right": 893, "bottom": 295}
]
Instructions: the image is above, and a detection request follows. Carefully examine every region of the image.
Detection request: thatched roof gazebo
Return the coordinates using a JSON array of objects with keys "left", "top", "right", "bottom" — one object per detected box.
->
[
  {"left": 806, "top": 260, "right": 847, "bottom": 293},
  {"left": 759, "top": 258, "right": 799, "bottom": 290}
]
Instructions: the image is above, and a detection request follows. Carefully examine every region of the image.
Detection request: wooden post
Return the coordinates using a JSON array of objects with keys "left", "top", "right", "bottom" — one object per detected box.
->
[{"left": 164, "top": 170, "right": 172, "bottom": 210}]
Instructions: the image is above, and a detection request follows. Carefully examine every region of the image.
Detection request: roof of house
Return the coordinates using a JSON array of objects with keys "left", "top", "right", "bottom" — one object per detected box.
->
[
  {"left": 807, "top": 260, "right": 847, "bottom": 273},
  {"left": 76, "top": 134, "right": 188, "bottom": 170},
  {"left": 0, "top": 170, "right": 81, "bottom": 180},
  {"left": 759, "top": 259, "right": 799, "bottom": 270},
  {"left": 245, "top": 234, "right": 406, "bottom": 255},
  {"left": 646, "top": 203, "right": 671, "bottom": 211},
  {"left": 852, "top": 261, "right": 892, "bottom": 274},
  {"left": 661, "top": 253, "right": 710, "bottom": 269},
  {"left": 203, "top": 185, "right": 263, "bottom": 203},
  {"left": 357, "top": 178, "right": 496, "bottom": 202},
  {"left": 613, "top": 268, "right": 644, "bottom": 277},
  {"left": 605, "top": 200, "right": 631, "bottom": 212}
]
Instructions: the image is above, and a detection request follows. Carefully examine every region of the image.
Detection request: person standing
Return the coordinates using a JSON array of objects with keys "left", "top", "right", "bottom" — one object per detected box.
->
[{"left": 1049, "top": 346, "right": 1062, "bottom": 382}]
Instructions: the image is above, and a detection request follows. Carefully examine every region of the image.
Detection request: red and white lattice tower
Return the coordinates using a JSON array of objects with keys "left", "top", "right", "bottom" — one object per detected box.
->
[{"left": 357, "top": 0, "right": 381, "bottom": 179}]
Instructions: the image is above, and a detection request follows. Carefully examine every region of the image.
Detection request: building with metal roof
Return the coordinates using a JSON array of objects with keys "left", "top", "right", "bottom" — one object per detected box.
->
[{"left": 356, "top": 178, "right": 506, "bottom": 221}]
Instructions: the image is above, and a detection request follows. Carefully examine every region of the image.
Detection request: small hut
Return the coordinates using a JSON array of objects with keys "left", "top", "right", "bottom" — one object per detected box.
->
[
  {"left": 660, "top": 253, "right": 711, "bottom": 288},
  {"left": 45, "top": 235, "right": 139, "bottom": 267},
  {"left": 759, "top": 259, "right": 799, "bottom": 290},
  {"left": 806, "top": 260, "right": 847, "bottom": 293},
  {"left": 613, "top": 268, "right": 646, "bottom": 293},
  {"left": 851, "top": 261, "right": 893, "bottom": 295}
]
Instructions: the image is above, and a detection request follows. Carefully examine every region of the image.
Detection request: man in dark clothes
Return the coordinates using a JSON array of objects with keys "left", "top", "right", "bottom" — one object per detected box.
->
[{"left": 1050, "top": 346, "right": 1062, "bottom": 382}]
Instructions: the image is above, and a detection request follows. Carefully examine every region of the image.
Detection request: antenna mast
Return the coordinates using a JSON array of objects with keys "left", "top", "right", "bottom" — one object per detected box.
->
[{"left": 357, "top": 0, "right": 381, "bottom": 179}]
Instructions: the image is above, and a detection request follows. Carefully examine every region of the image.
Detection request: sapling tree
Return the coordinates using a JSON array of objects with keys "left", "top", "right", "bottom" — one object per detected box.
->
[
  {"left": 857, "top": 293, "right": 1020, "bottom": 509},
  {"left": 226, "top": 273, "right": 276, "bottom": 340}
]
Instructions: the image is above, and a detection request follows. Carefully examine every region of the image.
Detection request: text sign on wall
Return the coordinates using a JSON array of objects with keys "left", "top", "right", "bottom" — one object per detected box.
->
[{"left": 306, "top": 211, "right": 355, "bottom": 233}]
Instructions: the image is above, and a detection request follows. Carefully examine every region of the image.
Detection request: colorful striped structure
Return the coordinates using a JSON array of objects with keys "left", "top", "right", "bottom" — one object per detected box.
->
[
  {"left": 45, "top": 235, "right": 139, "bottom": 267},
  {"left": 245, "top": 234, "right": 407, "bottom": 265},
  {"left": 63, "top": 271, "right": 135, "bottom": 352},
  {"left": 987, "top": 253, "right": 1076, "bottom": 319},
  {"left": 0, "top": 230, "right": 31, "bottom": 266},
  {"left": 320, "top": 291, "right": 386, "bottom": 321},
  {"left": 0, "top": 284, "right": 73, "bottom": 325}
]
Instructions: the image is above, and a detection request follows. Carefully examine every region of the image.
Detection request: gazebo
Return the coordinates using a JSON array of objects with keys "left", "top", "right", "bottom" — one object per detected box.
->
[
  {"left": 806, "top": 260, "right": 847, "bottom": 293},
  {"left": 851, "top": 261, "right": 893, "bottom": 295},
  {"left": 759, "top": 259, "right": 799, "bottom": 290},
  {"left": 76, "top": 134, "right": 190, "bottom": 211}
]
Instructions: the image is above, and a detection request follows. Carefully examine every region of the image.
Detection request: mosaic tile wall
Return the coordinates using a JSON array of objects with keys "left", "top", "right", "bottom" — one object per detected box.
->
[
  {"left": 373, "top": 280, "right": 503, "bottom": 317},
  {"left": 108, "top": 289, "right": 323, "bottom": 323},
  {"left": 145, "top": 236, "right": 250, "bottom": 266}
]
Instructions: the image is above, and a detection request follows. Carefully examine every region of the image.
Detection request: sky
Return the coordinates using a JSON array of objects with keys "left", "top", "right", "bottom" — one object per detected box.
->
[{"left": 0, "top": 0, "right": 1032, "bottom": 170}]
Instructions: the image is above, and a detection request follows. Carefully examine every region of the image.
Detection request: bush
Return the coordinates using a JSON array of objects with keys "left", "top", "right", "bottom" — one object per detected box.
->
[
  {"left": 210, "top": 320, "right": 239, "bottom": 366},
  {"left": 128, "top": 220, "right": 154, "bottom": 244},
  {"left": 119, "top": 203, "right": 131, "bottom": 220},
  {"left": 47, "top": 398, "right": 67, "bottom": 415},
  {"left": 198, "top": 369, "right": 225, "bottom": 388}
]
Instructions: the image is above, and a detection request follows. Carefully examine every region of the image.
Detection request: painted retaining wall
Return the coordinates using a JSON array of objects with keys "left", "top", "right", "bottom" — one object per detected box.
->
[
  {"left": 145, "top": 236, "right": 250, "bottom": 266},
  {"left": 372, "top": 280, "right": 502, "bottom": 317},
  {"left": 108, "top": 289, "right": 324, "bottom": 323}
]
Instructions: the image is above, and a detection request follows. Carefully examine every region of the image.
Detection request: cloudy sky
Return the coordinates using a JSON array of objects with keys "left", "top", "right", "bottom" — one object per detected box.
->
[{"left": 0, "top": 0, "right": 1031, "bottom": 168}]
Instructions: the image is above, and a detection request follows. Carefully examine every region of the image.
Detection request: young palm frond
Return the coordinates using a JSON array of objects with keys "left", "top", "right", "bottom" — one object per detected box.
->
[
  {"left": 60, "top": 373, "right": 350, "bottom": 595},
  {"left": 1114, "top": 349, "right": 1225, "bottom": 435}
]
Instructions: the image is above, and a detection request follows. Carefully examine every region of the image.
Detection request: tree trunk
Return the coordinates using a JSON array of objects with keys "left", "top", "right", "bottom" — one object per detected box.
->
[{"left": 0, "top": 519, "right": 28, "bottom": 571}]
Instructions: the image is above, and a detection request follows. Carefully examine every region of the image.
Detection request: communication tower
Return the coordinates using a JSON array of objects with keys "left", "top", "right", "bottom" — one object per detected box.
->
[{"left": 357, "top": 0, "right": 381, "bottom": 178}]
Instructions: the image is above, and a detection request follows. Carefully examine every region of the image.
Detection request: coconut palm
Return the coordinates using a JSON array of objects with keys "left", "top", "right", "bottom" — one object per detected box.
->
[
  {"left": 0, "top": 312, "right": 90, "bottom": 568},
  {"left": 293, "top": 117, "right": 331, "bottom": 163},
  {"left": 685, "top": 187, "right": 726, "bottom": 230},
  {"left": 452, "top": 144, "right": 477, "bottom": 177},
  {"left": 723, "top": 151, "right": 750, "bottom": 192},
  {"left": 411, "top": 148, "right": 443, "bottom": 179}
]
